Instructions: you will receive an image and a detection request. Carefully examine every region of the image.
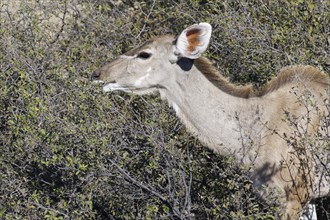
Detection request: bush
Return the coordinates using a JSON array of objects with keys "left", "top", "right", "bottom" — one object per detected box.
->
[{"left": 1, "top": 0, "right": 329, "bottom": 219}]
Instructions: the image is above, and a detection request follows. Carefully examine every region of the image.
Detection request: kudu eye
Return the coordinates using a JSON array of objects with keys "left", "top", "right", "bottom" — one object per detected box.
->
[{"left": 137, "top": 52, "right": 152, "bottom": 59}]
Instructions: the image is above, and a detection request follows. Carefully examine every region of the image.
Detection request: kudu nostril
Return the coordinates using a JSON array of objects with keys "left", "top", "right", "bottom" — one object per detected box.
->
[{"left": 91, "top": 71, "right": 101, "bottom": 81}]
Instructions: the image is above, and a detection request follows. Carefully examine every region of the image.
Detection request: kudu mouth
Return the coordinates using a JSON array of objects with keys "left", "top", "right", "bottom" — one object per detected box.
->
[{"left": 91, "top": 70, "right": 120, "bottom": 91}]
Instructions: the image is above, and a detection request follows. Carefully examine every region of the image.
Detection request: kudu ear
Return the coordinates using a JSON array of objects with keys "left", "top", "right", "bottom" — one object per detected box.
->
[{"left": 174, "top": 23, "right": 212, "bottom": 60}]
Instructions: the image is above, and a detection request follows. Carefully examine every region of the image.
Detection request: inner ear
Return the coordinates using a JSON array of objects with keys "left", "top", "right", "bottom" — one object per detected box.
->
[
  {"left": 175, "top": 23, "right": 212, "bottom": 59},
  {"left": 186, "top": 29, "right": 202, "bottom": 53}
]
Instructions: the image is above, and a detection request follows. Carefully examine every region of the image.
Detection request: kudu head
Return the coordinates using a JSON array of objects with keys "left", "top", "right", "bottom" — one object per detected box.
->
[{"left": 91, "top": 23, "right": 212, "bottom": 94}]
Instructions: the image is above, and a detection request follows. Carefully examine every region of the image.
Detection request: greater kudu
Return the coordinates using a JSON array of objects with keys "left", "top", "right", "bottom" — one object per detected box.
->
[{"left": 92, "top": 23, "right": 330, "bottom": 219}]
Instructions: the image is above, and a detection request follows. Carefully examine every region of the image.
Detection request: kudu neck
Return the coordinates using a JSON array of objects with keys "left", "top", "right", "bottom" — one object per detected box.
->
[{"left": 158, "top": 59, "right": 263, "bottom": 158}]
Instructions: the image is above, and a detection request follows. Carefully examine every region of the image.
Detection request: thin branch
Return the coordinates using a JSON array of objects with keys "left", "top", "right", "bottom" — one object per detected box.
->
[
  {"left": 135, "top": 0, "right": 156, "bottom": 39},
  {"left": 108, "top": 157, "right": 184, "bottom": 219}
]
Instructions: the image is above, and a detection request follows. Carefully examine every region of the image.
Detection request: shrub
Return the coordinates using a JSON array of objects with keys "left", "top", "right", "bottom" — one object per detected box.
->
[{"left": 0, "top": 0, "right": 328, "bottom": 219}]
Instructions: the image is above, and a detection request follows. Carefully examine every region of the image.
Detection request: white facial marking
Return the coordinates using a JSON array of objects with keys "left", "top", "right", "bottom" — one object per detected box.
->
[
  {"left": 93, "top": 80, "right": 104, "bottom": 84},
  {"left": 120, "top": 55, "right": 135, "bottom": 59},
  {"left": 134, "top": 73, "right": 150, "bottom": 87},
  {"left": 103, "top": 83, "right": 128, "bottom": 92},
  {"left": 172, "top": 102, "right": 181, "bottom": 114}
]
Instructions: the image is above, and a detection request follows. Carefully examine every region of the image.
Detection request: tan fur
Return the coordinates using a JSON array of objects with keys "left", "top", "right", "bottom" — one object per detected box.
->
[
  {"left": 194, "top": 57, "right": 254, "bottom": 98},
  {"left": 259, "top": 65, "right": 330, "bottom": 96},
  {"left": 195, "top": 56, "right": 330, "bottom": 98}
]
